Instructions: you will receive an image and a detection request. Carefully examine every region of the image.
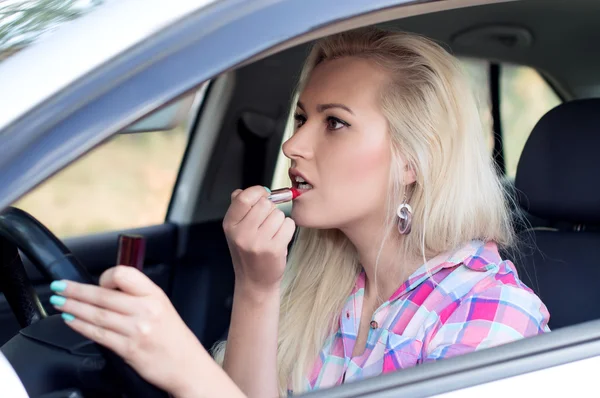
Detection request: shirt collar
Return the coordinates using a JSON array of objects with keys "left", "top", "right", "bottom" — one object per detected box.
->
[{"left": 385, "top": 240, "right": 501, "bottom": 302}]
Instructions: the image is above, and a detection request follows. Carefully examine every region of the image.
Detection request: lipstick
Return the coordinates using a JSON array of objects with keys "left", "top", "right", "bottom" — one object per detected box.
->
[
  {"left": 268, "top": 188, "right": 301, "bottom": 204},
  {"left": 116, "top": 234, "right": 146, "bottom": 271}
]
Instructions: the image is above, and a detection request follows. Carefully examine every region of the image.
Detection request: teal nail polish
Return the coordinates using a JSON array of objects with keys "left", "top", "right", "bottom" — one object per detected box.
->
[
  {"left": 62, "top": 313, "right": 75, "bottom": 322},
  {"left": 50, "top": 295, "right": 66, "bottom": 307},
  {"left": 264, "top": 186, "right": 271, "bottom": 193},
  {"left": 50, "top": 280, "right": 67, "bottom": 292}
]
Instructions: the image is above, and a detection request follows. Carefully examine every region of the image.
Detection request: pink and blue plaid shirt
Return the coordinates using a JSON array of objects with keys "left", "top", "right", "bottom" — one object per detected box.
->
[{"left": 301, "top": 240, "right": 550, "bottom": 392}]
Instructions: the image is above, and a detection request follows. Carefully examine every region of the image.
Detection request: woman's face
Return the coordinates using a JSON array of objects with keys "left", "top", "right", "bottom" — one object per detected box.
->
[{"left": 283, "top": 56, "right": 413, "bottom": 229}]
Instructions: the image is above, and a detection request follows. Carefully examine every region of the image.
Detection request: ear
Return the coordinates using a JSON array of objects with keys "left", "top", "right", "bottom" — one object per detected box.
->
[{"left": 403, "top": 163, "right": 417, "bottom": 185}]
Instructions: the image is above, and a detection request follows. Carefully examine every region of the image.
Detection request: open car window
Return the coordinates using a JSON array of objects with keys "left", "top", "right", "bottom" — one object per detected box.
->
[
  {"left": 13, "top": 87, "right": 206, "bottom": 237},
  {"left": 500, "top": 64, "right": 562, "bottom": 178}
]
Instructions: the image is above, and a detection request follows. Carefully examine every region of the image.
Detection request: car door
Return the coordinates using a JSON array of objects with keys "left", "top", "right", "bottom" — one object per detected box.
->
[
  {"left": 0, "top": 87, "right": 207, "bottom": 345},
  {"left": 2, "top": 0, "right": 600, "bottom": 397}
]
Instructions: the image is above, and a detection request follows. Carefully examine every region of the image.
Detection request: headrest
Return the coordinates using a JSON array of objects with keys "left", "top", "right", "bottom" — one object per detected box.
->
[{"left": 515, "top": 99, "right": 600, "bottom": 224}]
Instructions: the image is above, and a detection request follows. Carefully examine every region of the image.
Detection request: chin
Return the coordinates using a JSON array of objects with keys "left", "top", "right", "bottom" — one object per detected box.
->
[
  {"left": 290, "top": 206, "right": 339, "bottom": 229},
  {"left": 289, "top": 207, "right": 315, "bottom": 228}
]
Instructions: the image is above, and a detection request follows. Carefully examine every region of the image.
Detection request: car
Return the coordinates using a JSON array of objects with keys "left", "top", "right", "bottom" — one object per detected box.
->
[{"left": 1, "top": 0, "right": 599, "bottom": 397}]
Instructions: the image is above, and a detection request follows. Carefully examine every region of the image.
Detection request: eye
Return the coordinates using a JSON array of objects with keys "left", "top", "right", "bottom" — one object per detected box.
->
[
  {"left": 294, "top": 113, "right": 306, "bottom": 129},
  {"left": 326, "top": 116, "right": 350, "bottom": 131}
]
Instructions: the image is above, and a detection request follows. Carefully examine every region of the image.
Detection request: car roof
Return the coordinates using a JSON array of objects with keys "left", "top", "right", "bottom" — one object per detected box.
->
[{"left": 0, "top": 0, "right": 216, "bottom": 131}]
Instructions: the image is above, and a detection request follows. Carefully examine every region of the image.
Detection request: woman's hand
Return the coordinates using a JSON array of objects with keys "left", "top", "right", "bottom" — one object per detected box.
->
[
  {"left": 49, "top": 266, "right": 222, "bottom": 397},
  {"left": 223, "top": 186, "right": 296, "bottom": 294},
  {"left": 221, "top": 186, "right": 294, "bottom": 397}
]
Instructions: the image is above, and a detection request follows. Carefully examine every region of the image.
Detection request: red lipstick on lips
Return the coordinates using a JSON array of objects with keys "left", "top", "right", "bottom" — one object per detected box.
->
[{"left": 268, "top": 187, "right": 301, "bottom": 204}]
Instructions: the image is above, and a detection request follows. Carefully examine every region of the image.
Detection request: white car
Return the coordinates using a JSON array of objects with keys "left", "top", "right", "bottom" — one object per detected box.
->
[{"left": 1, "top": 0, "right": 599, "bottom": 397}]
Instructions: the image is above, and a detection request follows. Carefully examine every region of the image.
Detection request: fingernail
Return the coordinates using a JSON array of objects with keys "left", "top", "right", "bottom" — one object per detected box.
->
[
  {"left": 62, "top": 313, "right": 75, "bottom": 322},
  {"left": 50, "top": 280, "right": 67, "bottom": 292},
  {"left": 264, "top": 186, "right": 271, "bottom": 193},
  {"left": 50, "top": 295, "right": 66, "bottom": 307}
]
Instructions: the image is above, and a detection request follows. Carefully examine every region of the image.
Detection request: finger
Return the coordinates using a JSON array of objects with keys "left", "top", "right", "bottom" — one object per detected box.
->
[
  {"left": 258, "top": 207, "right": 286, "bottom": 239},
  {"left": 52, "top": 296, "right": 132, "bottom": 336},
  {"left": 238, "top": 197, "right": 276, "bottom": 230},
  {"left": 62, "top": 315, "right": 130, "bottom": 358},
  {"left": 99, "top": 265, "right": 158, "bottom": 297},
  {"left": 230, "top": 189, "right": 243, "bottom": 200},
  {"left": 273, "top": 217, "right": 296, "bottom": 246},
  {"left": 52, "top": 279, "right": 138, "bottom": 314},
  {"left": 223, "top": 186, "right": 271, "bottom": 226}
]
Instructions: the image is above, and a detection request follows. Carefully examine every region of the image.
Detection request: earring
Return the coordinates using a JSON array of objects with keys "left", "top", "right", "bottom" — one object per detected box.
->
[{"left": 397, "top": 198, "right": 413, "bottom": 235}]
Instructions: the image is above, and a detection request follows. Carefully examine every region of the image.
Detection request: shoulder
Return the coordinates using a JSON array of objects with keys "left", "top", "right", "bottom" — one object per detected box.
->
[
  {"left": 426, "top": 241, "right": 535, "bottom": 306},
  {"left": 421, "top": 242, "right": 550, "bottom": 361},
  {"left": 436, "top": 241, "right": 549, "bottom": 328},
  {"left": 437, "top": 269, "right": 550, "bottom": 335},
  {"left": 436, "top": 240, "right": 539, "bottom": 299}
]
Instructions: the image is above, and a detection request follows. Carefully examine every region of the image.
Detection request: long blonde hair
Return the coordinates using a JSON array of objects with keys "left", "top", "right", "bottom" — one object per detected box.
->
[{"left": 213, "top": 27, "right": 515, "bottom": 395}]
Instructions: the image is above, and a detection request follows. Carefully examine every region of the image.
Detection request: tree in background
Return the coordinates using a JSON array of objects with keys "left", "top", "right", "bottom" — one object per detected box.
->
[{"left": 0, "top": 0, "right": 103, "bottom": 59}]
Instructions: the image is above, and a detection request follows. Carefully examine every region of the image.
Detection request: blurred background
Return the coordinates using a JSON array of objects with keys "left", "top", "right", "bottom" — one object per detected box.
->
[{"left": 2, "top": 0, "right": 561, "bottom": 238}]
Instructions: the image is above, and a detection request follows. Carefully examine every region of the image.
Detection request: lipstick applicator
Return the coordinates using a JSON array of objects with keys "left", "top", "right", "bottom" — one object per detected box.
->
[{"left": 268, "top": 187, "right": 301, "bottom": 204}]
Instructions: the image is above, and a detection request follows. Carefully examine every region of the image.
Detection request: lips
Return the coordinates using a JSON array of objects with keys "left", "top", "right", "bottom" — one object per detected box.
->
[{"left": 289, "top": 169, "right": 314, "bottom": 191}]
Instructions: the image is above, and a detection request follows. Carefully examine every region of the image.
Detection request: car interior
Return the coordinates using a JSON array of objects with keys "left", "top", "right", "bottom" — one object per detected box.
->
[{"left": 1, "top": 0, "right": 599, "bottom": 394}]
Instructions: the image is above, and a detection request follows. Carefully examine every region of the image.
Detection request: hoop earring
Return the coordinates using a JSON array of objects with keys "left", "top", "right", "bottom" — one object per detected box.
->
[{"left": 397, "top": 198, "right": 413, "bottom": 235}]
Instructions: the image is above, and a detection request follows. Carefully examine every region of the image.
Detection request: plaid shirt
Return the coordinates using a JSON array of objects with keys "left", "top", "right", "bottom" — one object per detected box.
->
[{"left": 301, "top": 240, "right": 550, "bottom": 392}]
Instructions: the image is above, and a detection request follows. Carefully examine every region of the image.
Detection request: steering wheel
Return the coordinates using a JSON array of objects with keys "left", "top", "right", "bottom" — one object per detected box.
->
[{"left": 0, "top": 207, "right": 168, "bottom": 398}]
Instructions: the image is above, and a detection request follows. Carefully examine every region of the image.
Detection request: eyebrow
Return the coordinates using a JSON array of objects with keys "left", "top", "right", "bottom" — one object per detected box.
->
[{"left": 297, "top": 101, "right": 354, "bottom": 115}]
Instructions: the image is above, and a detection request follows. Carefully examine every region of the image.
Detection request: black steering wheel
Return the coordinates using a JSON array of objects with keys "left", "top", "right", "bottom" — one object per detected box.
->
[{"left": 0, "top": 207, "right": 168, "bottom": 398}]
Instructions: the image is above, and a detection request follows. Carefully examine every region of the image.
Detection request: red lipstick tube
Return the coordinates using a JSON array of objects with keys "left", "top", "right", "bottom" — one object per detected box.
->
[
  {"left": 268, "top": 188, "right": 301, "bottom": 204},
  {"left": 116, "top": 234, "right": 146, "bottom": 271}
]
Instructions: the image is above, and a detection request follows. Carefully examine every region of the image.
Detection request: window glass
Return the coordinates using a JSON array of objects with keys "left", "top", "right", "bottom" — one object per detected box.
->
[
  {"left": 501, "top": 64, "right": 561, "bottom": 178},
  {"left": 14, "top": 91, "right": 202, "bottom": 237},
  {"left": 460, "top": 58, "right": 494, "bottom": 153}
]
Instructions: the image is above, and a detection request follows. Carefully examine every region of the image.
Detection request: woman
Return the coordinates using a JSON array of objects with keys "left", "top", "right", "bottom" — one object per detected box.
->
[{"left": 48, "top": 28, "right": 550, "bottom": 397}]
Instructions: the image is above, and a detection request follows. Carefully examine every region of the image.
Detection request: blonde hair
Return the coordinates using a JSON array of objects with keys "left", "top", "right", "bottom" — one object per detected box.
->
[{"left": 213, "top": 27, "right": 515, "bottom": 395}]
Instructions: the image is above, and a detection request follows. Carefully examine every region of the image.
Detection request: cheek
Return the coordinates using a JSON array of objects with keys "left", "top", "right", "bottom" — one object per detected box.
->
[
  {"left": 349, "top": 146, "right": 389, "bottom": 178},
  {"left": 348, "top": 146, "right": 390, "bottom": 195},
  {"left": 292, "top": 143, "right": 391, "bottom": 228},
  {"left": 323, "top": 138, "right": 391, "bottom": 206}
]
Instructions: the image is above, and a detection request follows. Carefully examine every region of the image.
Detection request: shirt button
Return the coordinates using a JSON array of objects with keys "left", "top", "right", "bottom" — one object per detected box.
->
[{"left": 370, "top": 320, "right": 378, "bottom": 329}]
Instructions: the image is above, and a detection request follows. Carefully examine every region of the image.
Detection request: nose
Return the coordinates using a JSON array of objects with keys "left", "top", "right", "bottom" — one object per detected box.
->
[{"left": 282, "top": 124, "right": 314, "bottom": 162}]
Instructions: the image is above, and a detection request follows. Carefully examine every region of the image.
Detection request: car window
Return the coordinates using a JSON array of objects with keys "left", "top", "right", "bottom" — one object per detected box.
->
[
  {"left": 460, "top": 57, "right": 495, "bottom": 153},
  {"left": 501, "top": 64, "right": 562, "bottom": 178},
  {"left": 13, "top": 89, "right": 204, "bottom": 238},
  {"left": 461, "top": 60, "right": 561, "bottom": 179}
]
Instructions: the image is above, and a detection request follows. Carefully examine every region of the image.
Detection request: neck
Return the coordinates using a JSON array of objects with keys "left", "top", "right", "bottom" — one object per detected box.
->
[{"left": 340, "top": 216, "right": 422, "bottom": 303}]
